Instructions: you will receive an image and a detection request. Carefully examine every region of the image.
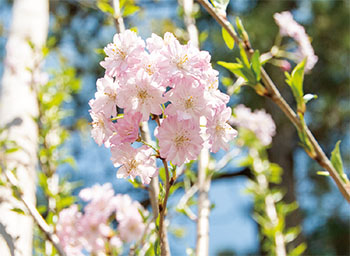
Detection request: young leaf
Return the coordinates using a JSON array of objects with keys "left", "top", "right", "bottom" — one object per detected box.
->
[
  {"left": 251, "top": 50, "right": 261, "bottom": 81},
  {"left": 123, "top": 5, "right": 140, "bottom": 17},
  {"left": 330, "top": 140, "right": 349, "bottom": 183},
  {"left": 11, "top": 208, "right": 25, "bottom": 215},
  {"left": 97, "top": 1, "right": 115, "bottom": 15},
  {"left": 221, "top": 27, "right": 235, "bottom": 49},
  {"left": 217, "top": 61, "right": 245, "bottom": 79},
  {"left": 285, "top": 59, "right": 306, "bottom": 114}
]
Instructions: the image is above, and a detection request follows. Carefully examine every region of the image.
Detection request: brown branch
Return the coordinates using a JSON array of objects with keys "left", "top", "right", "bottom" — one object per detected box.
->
[
  {"left": 159, "top": 158, "right": 171, "bottom": 256},
  {"left": 196, "top": 0, "right": 350, "bottom": 203}
]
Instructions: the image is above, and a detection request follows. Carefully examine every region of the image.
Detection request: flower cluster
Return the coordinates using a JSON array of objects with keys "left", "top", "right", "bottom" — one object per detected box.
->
[
  {"left": 231, "top": 104, "right": 276, "bottom": 146},
  {"left": 56, "top": 183, "right": 146, "bottom": 255},
  {"left": 274, "top": 11, "right": 318, "bottom": 72},
  {"left": 89, "top": 30, "right": 236, "bottom": 182}
]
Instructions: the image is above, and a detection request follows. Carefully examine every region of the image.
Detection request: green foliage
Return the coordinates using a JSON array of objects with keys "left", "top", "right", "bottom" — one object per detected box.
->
[
  {"left": 97, "top": 0, "right": 115, "bottom": 15},
  {"left": 120, "top": 0, "right": 140, "bottom": 17},
  {"left": 218, "top": 46, "right": 265, "bottom": 95},
  {"left": 221, "top": 26, "right": 235, "bottom": 49},
  {"left": 296, "top": 113, "right": 315, "bottom": 158},
  {"left": 235, "top": 17, "right": 249, "bottom": 42},
  {"left": 237, "top": 126, "right": 305, "bottom": 255},
  {"left": 330, "top": 141, "right": 349, "bottom": 184},
  {"left": 285, "top": 59, "right": 307, "bottom": 114}
]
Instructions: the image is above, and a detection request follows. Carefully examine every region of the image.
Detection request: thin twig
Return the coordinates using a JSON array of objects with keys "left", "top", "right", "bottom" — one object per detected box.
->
[
  {"left": 196, "top": 0, "right": 350, "bottom": 203},
  {"left": 3, "top": 170, "right": 66, "bottom": 256},
  {"left": 159, "top": 158, "right": 171, "bottom": 256}
]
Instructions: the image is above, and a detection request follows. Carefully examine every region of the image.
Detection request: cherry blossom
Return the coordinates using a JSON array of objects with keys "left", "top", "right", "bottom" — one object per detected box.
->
[
  {"left": 89, "top": 76, "right": 119, "bottom": 118},
  {"left": 114, "top": 194, "right": 145, "bottom": 243},
  {"left": 273, "top": 11, "right": 318, "bottom": 72},
  {"left": 89, "top": 109, "right": 115, "bottom": 146},
  {"left": 100, "top": 30, "right": 145, "bottom": 78},
  {"left": 207, "top": 105, "right": 237, "bottom": 153},
  {"left": 165, "top": 79, "right": 209, "bottom": 121},
  {"left": 231, "top": 104, "right": 276, "bottom": 146},
  {"left": 56, "top": 205, "right": 83, "bottom": 256},
  {"left": 109, "top": 112, "right": 142, "bottom": 145},
  {"left": 111, "top": 144, "right": 158, "bottom": 184},
  {"left": 155, "top": 115, "right": 204, "bottom": 166},
  {"left": 116, "top": 70, "right": 165, "bottom": 121}
]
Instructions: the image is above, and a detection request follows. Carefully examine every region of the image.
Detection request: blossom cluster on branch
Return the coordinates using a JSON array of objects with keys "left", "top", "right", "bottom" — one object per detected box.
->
[
  {"left": 89, "top": 30, "right": 237, "bottom": 182},
  {"left": 56, "top": 183, "right": 146, "bottom": 255}
]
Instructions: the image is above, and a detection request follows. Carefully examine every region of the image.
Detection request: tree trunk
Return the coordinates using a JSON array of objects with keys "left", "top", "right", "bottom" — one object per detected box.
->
[{"left": 0, "top": 0, "right": 49, "bottom": 255}]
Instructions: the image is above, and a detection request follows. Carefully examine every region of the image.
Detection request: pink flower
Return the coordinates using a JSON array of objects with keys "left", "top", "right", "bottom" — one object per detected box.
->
[
  {"left": 114, "top": 194, "right": 145, "bottom": 243},
  {"left": 110, "top": 112, "right": 142, "bottom": 145},
  {"left": 116, "top": 71, "right": 165, "bottom": 121},
  {"left": 90, "top": 76, "right": 119, "bottom": 118},
  {"left": 231, "top": 104, "right": 276, "bottom": 146},
  {"left": 273, "top": 11, "right": 318, "bottom": 72},
  {"left": 100, "top": 30, "right": 145, "bottom": 78},
  {"left": 150, "top": 32, "right": 212, "bottom": 86},
  {"left": 111, "top": 144, "right": 158, "bottom": 184},
  {"left": 78, "top": 183, "right": 116, "bottom": 253},
  {"left": 155, "top": 116, "right": 204, "bottom": 166},
  {"left": 165, "top": 79, "right": 209, "bottom": 121},
  {"left": 202, "top": 69, "right": 229, "bottom": 111},
  {"left": 89, "top": 109, "right": 115, "bottom": 146},
  {"left": 118, "top": 213, "right": 145, "bottom": 243},
  {"left": 207, "top": 106, "right": 237, "bottom": 153},
  {"left": 56, "top": 205, "right": 83, "bottom": 256}
]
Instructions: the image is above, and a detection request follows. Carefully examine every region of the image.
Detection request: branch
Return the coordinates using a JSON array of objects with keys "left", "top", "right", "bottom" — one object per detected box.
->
[
  {"left": 159, "top": 158, "right": 171, "bottom": 256},
  {"left": 196, "top": 0, "right": 350, "bottom": 203},
  {"left": 3, "top": 170, "right": 66, "bottom": 256}
]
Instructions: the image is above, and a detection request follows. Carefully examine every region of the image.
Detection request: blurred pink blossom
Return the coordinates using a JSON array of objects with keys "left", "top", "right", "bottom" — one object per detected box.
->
[{"left": 232, "top": 104, "right": 276, "bottom": 146}]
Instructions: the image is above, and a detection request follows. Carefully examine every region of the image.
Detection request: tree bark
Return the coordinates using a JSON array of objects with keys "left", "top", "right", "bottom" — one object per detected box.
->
[{"left": 0, "top": 0, "right": 49, "bottom": 255}]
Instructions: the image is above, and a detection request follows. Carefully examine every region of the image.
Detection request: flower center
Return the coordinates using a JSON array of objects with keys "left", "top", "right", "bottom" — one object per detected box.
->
[
  {"left": 185, "top": 96, "right": 194, "bottom": 109},
  {"left": 127, "top": 159, "right": 138, "bottom": 173},
  {"left": 137, "top": 88, "right": 150, "bottom": 103},
  {"left": 174, "top": 133, "right": 189, "bottom": 148},
  {"left": 177, "top": 54, "right": 188, "bottom": 69},
  {"left": 112, "top": 44, "right": 126, "bottom": 59},
  {"left": 145, "top": 64, "right": 154, "bottom": 75}
]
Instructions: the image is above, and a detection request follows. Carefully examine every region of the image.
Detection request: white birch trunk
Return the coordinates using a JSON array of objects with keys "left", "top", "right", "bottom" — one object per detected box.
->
[{"left": 0, "top": 0, "right": 49, "bottom": 255}]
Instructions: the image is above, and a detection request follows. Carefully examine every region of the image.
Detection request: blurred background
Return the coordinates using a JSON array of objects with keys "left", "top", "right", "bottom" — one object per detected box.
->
[{"left": 0, "top": 0, "right": 349, "bottom": 255}]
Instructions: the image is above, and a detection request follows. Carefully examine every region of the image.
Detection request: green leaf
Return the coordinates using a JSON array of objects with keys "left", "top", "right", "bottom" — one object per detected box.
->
[
  {"left": 235, "top": 17, "right": 248, "bottom": 41},
  {"left": 5, "top": 147, "right": 19, "bottom": 154},
  {"left": 296, "top": 113, "right": 315, "bottom": 157},
  {"left": 97, "top": 1, "right": 115, "bottom": 15},
  {"left": 239, "top": 44, "right": 250, "bottom": 68},
  {"left": 289, "top": 243, "right": 307, "bottom": 256},
  {"left": 285, "top": 59, "right": 306, "bottom": 114},
  {"left": 317, "top": 171, "right": 330, "bottom": 176},
  {"left": 221, "top": 27, "right": 234, "bottom": 50},
  {"left": 330, "top": 140, "right": 348, "bottom": 183},
  {"left": 123, "top": 5, "right": 140, "bottom": 17},
  {"left": 11, "top": 208, "right": 25, "bottom": 215},
  {"left": 217, "top": 61, "right": 245, "bottom": 79},
  {"left": 251, "top": 50, "right": 261, "bottom": 81}
]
